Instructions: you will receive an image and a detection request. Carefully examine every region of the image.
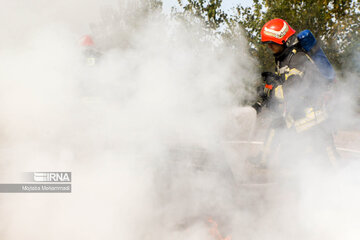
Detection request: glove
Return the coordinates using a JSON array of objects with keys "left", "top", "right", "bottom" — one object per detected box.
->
[
  {"left": 252, "top": 84, "right": 272, "bottom": 114},
  {"left": 252, "top": 101, "right": 262, "bottom": 114},
  {"left": 252, "top": 73, "right": 281, "bottom": 114},
  {"left": 261, "top": 72, "right": 283, "bottom": 88}
]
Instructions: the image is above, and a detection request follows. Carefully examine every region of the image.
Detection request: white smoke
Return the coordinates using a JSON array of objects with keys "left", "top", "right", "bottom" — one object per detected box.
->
[
  {"left": 0, "top": 0, "right": 360, "bottom": 240},
  {"left": 0, "top": 1, "right": 257, "bottom": 239}
]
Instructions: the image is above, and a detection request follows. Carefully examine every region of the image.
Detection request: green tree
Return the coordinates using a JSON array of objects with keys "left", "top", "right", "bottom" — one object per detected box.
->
[
  {"left": 176, "top": 0, "right": 360, "bottom": 71},
  {"left": 231, "top": 0, "right": 360, "bottom": 72},
  {"left": 175, "top": 0, "right": 228, "bottom": 30}
]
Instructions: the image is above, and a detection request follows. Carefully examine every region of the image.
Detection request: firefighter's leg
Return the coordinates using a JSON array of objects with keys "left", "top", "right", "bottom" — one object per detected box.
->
[
  {"left": 323, "top": 132, "right": 341, "bottom": 169},
  {"left": 307, "top": 126, "right": 340, "bottom": 169},
  {"left": 247, "top": 126, "right": 281, "bottom": 168},
  {"left": 259, "top": 128, "right": 277, "bottom": 166}
]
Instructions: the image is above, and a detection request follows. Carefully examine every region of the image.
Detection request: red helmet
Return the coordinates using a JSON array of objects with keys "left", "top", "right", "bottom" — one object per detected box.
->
[
  {"left": 261, "top": 19, "right": 296, "bottom": 45},
  {"left": 79, "top": 35, "right": 94, "bottom": 47}
]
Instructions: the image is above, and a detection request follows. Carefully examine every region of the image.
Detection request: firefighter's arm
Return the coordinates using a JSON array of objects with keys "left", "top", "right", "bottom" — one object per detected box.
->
[
  {"left": 251, "top": 72, "right": 283, "bottom": 113},
  {"left": 283, "top": 50, "right": 309, "bottom": 86},
  {"left": 252, "top": 83, "right": 272, "bottom": 113}
]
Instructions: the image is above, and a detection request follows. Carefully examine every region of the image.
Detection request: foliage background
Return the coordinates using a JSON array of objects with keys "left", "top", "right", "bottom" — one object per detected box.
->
[{"left": 174, "top": 0, "right": 360, "bottom": 73}]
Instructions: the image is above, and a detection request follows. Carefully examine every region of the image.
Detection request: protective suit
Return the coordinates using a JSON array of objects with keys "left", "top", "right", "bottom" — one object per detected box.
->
[{"left": 252, "top": 19, "right": 339, "bottom": 169}]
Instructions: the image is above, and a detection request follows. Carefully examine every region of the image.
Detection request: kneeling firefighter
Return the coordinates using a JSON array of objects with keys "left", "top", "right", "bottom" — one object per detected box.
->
[{"left": 251, "top": 18, "right": 339, "bottom": 168}]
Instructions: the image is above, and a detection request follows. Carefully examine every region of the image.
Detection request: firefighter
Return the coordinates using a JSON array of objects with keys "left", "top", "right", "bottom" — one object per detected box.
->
[
  {"left": 251, "top": 18, "right": 339, "bottom": 169},
  {"left": 79, "top": 35, "right": 102, "bottom": 66}
]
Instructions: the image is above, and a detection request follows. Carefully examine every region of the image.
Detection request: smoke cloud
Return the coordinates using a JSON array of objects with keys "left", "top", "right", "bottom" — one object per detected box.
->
[
  {"left": 0, "top": 0, "right": 255, "bottom": 239},
  {"left": 0, "top": 0, "right": 359, "bottom": 240}
]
